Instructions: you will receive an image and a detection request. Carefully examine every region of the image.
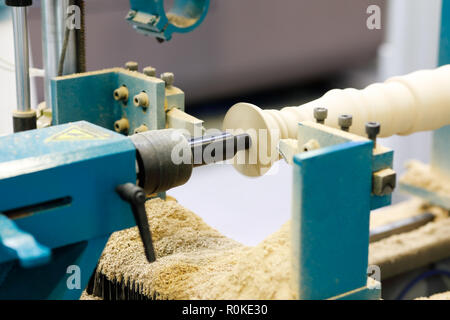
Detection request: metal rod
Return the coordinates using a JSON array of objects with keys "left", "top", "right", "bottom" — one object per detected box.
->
[
  {"left": 56, "top": 0, "right": 77, "bottom": 75},
  {"left": 41, "top": 0, "right": 78, "bottom": 109},
  {"left": 41, "top": 0, "right": 60, "bottom": 109},
  {"left": 369, "top": 212, "right": 435, "bottom": 243},
  {"left": 11, "top": 6, "right": 31, "bottom": 112}
]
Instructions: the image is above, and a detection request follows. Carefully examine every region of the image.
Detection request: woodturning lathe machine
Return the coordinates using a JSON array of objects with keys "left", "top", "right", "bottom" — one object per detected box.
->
[{"left": 0, "top": 0, "right": 449, "bottom": 300}]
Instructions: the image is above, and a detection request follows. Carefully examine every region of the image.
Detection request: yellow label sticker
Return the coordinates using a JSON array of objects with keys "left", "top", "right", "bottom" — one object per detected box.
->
[{"left": 46, "top": 125, "right": 110, "bottom": 142}]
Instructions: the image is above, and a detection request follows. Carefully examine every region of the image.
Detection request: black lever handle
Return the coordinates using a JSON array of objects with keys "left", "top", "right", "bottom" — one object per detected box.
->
[{"left": 116, "top": 183, "right": 156, "bottom": 263}]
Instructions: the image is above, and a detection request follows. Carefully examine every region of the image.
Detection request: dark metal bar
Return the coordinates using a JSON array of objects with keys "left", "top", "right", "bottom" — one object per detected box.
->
[
  {"left": 189, "top": 132, "right": 251, "bottom": 167},
  {"left": 369, "top": 212, "right": 435, "bottom": 243}
]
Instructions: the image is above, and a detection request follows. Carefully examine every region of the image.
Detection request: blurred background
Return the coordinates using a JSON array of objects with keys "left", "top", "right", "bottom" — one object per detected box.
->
[{"left": 0, "top": 0, "right": 443, "bottom": 245}]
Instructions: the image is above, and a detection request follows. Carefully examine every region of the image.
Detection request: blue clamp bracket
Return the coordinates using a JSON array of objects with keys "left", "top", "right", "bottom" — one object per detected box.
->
[
  {"left": 128, "top": 0, "right": 209, "bottom": 41},
  {"left": 0, "top": 214, "right": 51, "bottom": 268}
]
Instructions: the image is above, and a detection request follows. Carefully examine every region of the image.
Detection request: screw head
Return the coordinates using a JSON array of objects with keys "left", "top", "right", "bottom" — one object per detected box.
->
[
  {"left": 160, "top": 72, "right": 174, "bottom": 87},
  {"left": 125, "top": 61, "right": 139, "bottom": 71},
  {"left": 143, "top": 66, "right": 156, "bottom": 77},
  {"left": 338, "top": 114, "right": 353, "bottom": 129},
  {"left": 313, "top": 107, "right": 328, "bottom": 123},
  {"left": 365, "top": 121, "right": 381, "bottom": 137}
]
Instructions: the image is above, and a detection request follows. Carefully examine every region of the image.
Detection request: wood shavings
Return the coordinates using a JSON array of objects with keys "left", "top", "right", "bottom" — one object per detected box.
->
[
  {"left": 416, "top": 291, "right": 450, "bottom": 300},
  {"left": 401, "top": 160, "right": 450, "bottom": 197},
  {"left": 84, "top": 198, "right": 450, "bottom": 300},
  {"left": 95, "top": 198, "right": 294, "bottom": 300}
]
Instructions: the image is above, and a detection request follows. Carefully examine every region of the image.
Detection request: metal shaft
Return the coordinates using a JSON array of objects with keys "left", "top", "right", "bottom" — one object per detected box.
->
[
  {"left": 131, "top": 130, "right": 252, "bottom": 195},
  {"left": 11, "top": 6, "right": 31, "bottom": 112},
  {"left": 189, "top": 132, "right": 252, "bottom": 167}
]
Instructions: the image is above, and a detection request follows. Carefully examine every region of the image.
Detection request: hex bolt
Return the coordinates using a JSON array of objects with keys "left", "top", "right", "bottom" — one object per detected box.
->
[
  {"left": 338, "top": 114, "right": 353, "bottom": 132},
  {"left": 125, "top": 61, "right": 139, "bottom": 71},
  {"left": 143, "top": 66, "right": 156, "bottom": 77},
  {"left": 113, "top": 86, "right": 129, "bottom": 101},
  {"left": 365, "top": 122, "right": 381, "bottom": 148},
  {"left": 133, "top": 92, "right": 149, "bottom": 108},
  {"left": 134, "top": 125, "right": 149, "bottom": 134},
  {"left": 114, "top": 118, "right": 129, "bottom": 134},
  {"left": 160, "top": 72, "right": 174, "bottom": 87},
  {"left": 314, "top": 107, "right": 328, "bottom": 124}
]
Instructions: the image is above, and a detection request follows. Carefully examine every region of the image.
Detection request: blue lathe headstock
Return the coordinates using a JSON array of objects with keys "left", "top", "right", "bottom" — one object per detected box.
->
[
  {"left": 0, "top": 121, "right": 137, "bottom": 299},
  {"left": 0, "top": 120, "right": 250, "bottom": 299}
]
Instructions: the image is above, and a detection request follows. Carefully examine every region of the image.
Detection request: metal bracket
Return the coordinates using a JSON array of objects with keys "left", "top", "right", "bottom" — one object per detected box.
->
[{"left": 127, "top": 0, "right": 210, "bottom": 41}]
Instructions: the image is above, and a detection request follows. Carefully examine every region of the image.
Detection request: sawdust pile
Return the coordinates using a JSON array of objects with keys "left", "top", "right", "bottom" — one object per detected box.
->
[
  {"left": 416, "top": 291, "right": 450, "bottom": 300},
  {"left": 401, "top": 161, "right": 450, "bottom": 197},
  {"left": 86, "top": 198, "right": 450, "bottom": 300},
  {"left": 95, "top": 198, "right": 295, "bottom": 300}
]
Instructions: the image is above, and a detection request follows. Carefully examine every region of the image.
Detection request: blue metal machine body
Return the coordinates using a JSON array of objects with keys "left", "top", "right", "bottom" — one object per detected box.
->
[
  {"left": 291, "top": 122, "right": 390, "bottom": 300},
  {"left": 51, "top": 69, "right": 168, "bottom": 134},
  {"left": 0, "top": 121, "right": 137, "bottom": 299},
  {"left": 127, "top": 0, "right": 210, "bottom": 41}
]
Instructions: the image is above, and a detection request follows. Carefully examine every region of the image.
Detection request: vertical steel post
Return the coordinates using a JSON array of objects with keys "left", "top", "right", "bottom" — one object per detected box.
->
[
  {"left": 6, "top": 0, "right": 36, "bottom": 132},
  {"left": 11, "top": 7, "right": 31, "bottom": 113}
]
